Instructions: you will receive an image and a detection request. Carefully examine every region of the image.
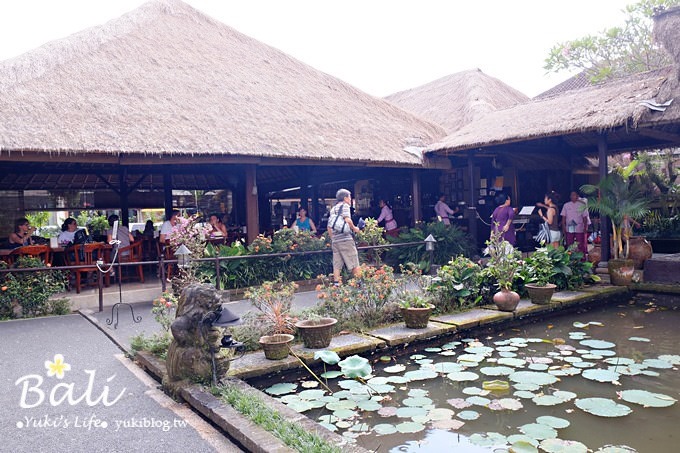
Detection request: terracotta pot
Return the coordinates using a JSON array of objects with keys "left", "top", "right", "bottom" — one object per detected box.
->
[
  {"left": 295, "top": 318, "right": 337, "bottom": 349},
  {"left": 493, "top": 289, "right": 520, "bottom": 312},
  {"left": 628, "top": 236, "right": 653, "bottom": 269},
  {"left": 525, "top": 283, "right": 556, "bottom": 305},
  {"left": 259, "top": 334, "right": 294, "bottom": 360},
  {"left": 400, "top": 304, "right": 435, "bottom": 329},
  {"left": 608, "top": 259, "right": 635, "bottom": 286}
]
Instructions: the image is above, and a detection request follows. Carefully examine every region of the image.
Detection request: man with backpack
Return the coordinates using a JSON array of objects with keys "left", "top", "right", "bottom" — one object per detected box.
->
[{"left": 328, "top": 188, "right": 361, "bottom": 285}]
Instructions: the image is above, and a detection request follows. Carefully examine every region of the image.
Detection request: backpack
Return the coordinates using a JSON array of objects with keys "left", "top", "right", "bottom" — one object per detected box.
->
[{"left": 328, "top": 202, "right": 350, "bottom": 234}]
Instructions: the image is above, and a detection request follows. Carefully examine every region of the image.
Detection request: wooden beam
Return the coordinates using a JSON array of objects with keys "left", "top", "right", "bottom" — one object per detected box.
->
[
  {"left": 411, "top": 170, "right": 422, "bottom": 224},
  {"left": 598, "top": 133, "right": 610, "bottom": 263},
  {"left": 637, "top": 128, "right": 680, "bottom": 143},
  {"left": 245, "top": 165, "right": 259, "bottom": 243}
]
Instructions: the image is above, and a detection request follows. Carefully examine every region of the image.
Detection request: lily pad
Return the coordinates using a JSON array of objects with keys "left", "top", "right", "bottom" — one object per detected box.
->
[
  {"left": 532, "top": 395, "right": 566, "bottom": 406},
  {"left": 580, "top": 339, "right": 616, "bottom": 349},
  {"left": 432, "top": 362, "right": 465, "bottom": 373},
  {"left": 462, "top": 386, "right": 489, "bottom": 396},
  {"left": 395, "top": 406, "right": 428, "bottom": 418},
  {"left": 383, "top": 364, "right": 406, "bottom": 373},
  {"left": 318, "top": 422, "right": 337, "bottom": 432},
  {"left": 575, "top": 397, "right": 632, "bottom": 417},
  {"left": 447, "top": 398, "right": 472, "bottom": 409},
  {"left": 404, "top": 369, "right": 438, "bottom": 381},
  {"left": 658, "top": 354, "right": 680, "bottom": 365},
  {"left": 298, "top": 389, "right": 326, "bottom": 400},
  {"left": 314, "top": 350, "right": 341, "bottom": 364},
  {"left": 628, "top": 337, "right": 650, "bottom": 342},
  {"left": 514, "top": 390, "right": 536, "bottom": 399},
  {"left": 265, "top": 383, "right": 298, "bottom": 395},
  {"left": 377, "top": 406, "right": 398, "bottom": 417},
  {"left": 582, "top": 368, "right": 621, "bottom": 383},
  {"left": 498, "top": 357, "right": 527, "bottom": 367},
  {"left": 553, "top": 390, "right": 577, "bottom": 402},
  {"left": 432, "top": 419, "right": 465, "bottom": 430},
  {"left": 466, "top": 395, "right": 491, "bottom": 407},
  {"left": 527, "top": 363, "right": 550, "bottom": 371},
  {"left": 403, "top": 396, "right": 433, "bottom": 407},
  {"left": 320, "top": 370, "right": 343, "bottom": 379},
  {"left": 424, "top": 347, "right": 442, "bottom": 353},
  {"left": 536, "top": 415, "right": 570, "bottom": 429},
  {"left": 338, "top": 355, "right": 372, "bottom": 378},
  {"left": 595, "top": 445, "right": 638, "bottom": 452},
  {"left": 457, "top": 410, "right": 481, "bottom": 420},
  {"left": 483, "top": 380, "right": 510, "bottom": 391},
  {"left": 427, "top": 408, "right": 455, "bottom": 420},
  {"left": 287, "top": 400, "right": 313, "bottom": 412},
  {"left": 480, "top": 366, "right": 515, "bottom": 376},
  {"left": 458, "top": 354, "right": 486, "bottom": 364},
  {"left": 332, "top": 408, "right": 358, "bottom": 419},
  {"left": 373, "top": 423, "right": 397, "bottom": 435},
  {"left": 326, "top": 400, "right": 357, "bottom": 411},
  {"left": 539, "top": 438, "right": 588, "bottom": 452},
  {"left": 619, "top": 389, "right": 677, "bottom": 408},
  {"left": 519, "top": 423, "right": 558, "bottom": 440},
  {"left": 447, "top": 371, "right": 480, "bottom": 382},
  {"left": 488, "top": 398, "right": 523, "bottom": 411},
  {"left": 642, "top": 358, "right": 673, "bottom": 369},
  {"left": 509, "top": 371, "right": 559, "bottom": 386},
  {"left": 464, "top": 345, "right": 495, "bottom": 355},
  {"left": 510, "top": 441, "right": 539, "bottom": 453},
  {"left": 356, "top": 399, "right": 382, "bottom": 411},
  {"left": 395, "top": 421, "right": 425, "bottom": 433}
]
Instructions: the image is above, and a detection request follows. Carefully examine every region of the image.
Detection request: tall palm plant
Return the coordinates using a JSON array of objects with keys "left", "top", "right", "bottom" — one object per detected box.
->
[{"left": 581, "top": 161, "right": 650, "bottom": 260}]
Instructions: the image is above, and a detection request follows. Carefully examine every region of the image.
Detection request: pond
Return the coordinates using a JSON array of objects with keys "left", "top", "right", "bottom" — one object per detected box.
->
[{"left": 258, "top": 295, "right": 680, "bottom": 452}]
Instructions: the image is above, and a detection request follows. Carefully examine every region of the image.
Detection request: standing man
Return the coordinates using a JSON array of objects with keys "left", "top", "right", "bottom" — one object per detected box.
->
[
  {"left": 328, "top": 188, "right": 361, "bottom": 285},
  {"left": 434, "top": 194, "right": 458, "bottom": 225},
  {"left": 561, "top": 191, "right": 590, "bottom": 257}
]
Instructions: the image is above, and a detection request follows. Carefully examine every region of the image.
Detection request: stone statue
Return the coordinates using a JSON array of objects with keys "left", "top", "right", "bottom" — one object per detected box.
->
[{"left": 166, "top": 283, "right": 231, "bottom": 383}]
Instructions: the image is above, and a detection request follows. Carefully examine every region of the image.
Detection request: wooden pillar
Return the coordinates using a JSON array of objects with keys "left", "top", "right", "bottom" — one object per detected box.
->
[
  {"left": 163, "top": 170, "right": 173, "bottom": 220},
  {"left": 311, "top": 185, "right": 320, "bottom": 223},
  {"left": 467, "top": 152, "right": 478, "bottom": 246},
  {"left": 411, "top": 170, "right": 422, "bottom": 225},
  {"left": 300, "top": 169, "right": 309, "bottom": 212},
  {"left": 119, "top": 168, "right": 130, "bottom": 226},
  {"left": 245, "top": 165, "right": 259, "bottom": 244},
  {"left": 598, "top": 134, "right": 610, "bottom": 263}
]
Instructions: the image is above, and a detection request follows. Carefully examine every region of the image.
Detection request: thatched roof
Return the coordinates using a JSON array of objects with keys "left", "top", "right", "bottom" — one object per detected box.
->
[
  {"left": 385, "top": 69, "right": 529, "bottom": 133},
  {"left": 0, "top": 0, "right": 445, "bottom": 166},
  {"left": 427, "top": 67, "right": 674, "bottom": 155},
  {"left": 534, "top": 71, "right": 592, "bottom": 100}
]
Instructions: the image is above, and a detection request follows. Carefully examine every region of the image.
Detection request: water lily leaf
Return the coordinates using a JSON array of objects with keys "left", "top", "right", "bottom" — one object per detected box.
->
[
  {"left": 441, "top": 341, "right": 461, "bottom": 350},
  {"left": 383, "top": 364, "right": 406, "bottom": 373},
  {"left": 489, "top": 398, "right": 523, "bottom": 411},
  {"left": 532, "top": 395, "right": 565, "bottom": 406},
  {"left": 466, "top": 395, "right": 491, "bottom": 407},
  {"left": 414, "top": 358, "right": 433, "bottom": 366},
  {"left": 298, "top": 389, "right": 326, "bottom": 400},
  {"left": 514, "top": 390, "right": 536, "bottom": 399},
  {"left": 536, "top": 415, "right": 570, "bottom": 429},
  {"left": 563, "top": 356, "right": 583, "bottom": 363},
  {"left": 395, "top": 406, "right": 428, "bottom": 418},
  {"left": 603, "top": 357, "right": 634, "bottom": 366},
  {"left": 424, "top": 347, "right": 442, "bottom": 353},
  {"left": 464, "top": 345, "right": 495, "bottom": 355},
  {"left": 458, "top": 354, "right": 486, "bottom": 364},
  {"left": 377, "top": 406, "right": 397, "bottom": 417},
  {"left": 498, "top": 351, "right": 518, "bottom": 358},
  {"left": 395, "top": 421, "right": 425, "bottom": 433},
  {"left": 480, "top": 366, "right": 515, "bottom": 376},
  {"left": 300, "top": 380, "right": 319, "bottom": 389},
  {"left": 553, "top": 390, "right": 577, "bottom": 402},
  {"left": 404, "top": 369, "right": 438, "bottom": 381},
  {"left": 619, "top": 389, "right": 677, "bottom": 408},
  {"left": 332, "top": 408, "right": 358, "bottom": 419},
  {"left": 338, "top": 379, "right": 363, "bottom": 390},
  {"left": 462, "top": 386, "right": 489, "bottom": 396},
  {"left": 498, "top": 357, "right": 527, "bottom": 367},
  {"left": 641, "top": 370, "right": 660, "bottom": 377},
  {"left": 514, "top": 382, "right": 541, "bottom": 391},
  {"left": 510, "top": 441, "right": 539, "bottom": 453},
  {"left": 320, "top": 370, "right": 343, "bottom": 379},
  {"left": 386, "top": 375, "right": 409, "bottom": 384},
  {"left": 483, "top": 380, "right": 510, "bottom": 391},
  {"left": 497, "top": 345, "right": 519, "bottom": 351},
  {"left": 582, "top": 368, "right": 621, "bottom": 383},
  {"left": 508, "top": 435, "right": 539, "bottom": 447},
  {"left": 527, "top": 363, "right": 549, "bottom": 371},
  {"left": 439, "top": 350, "right": 457, "bottom": 356},
  {"left": 432, "top": 362, "right": 465, "bottom": 373},
  {"left": 427, "top": 408, "right": 455, "bottom": 420},
  {"left": 549, "top": 367, "right": 581, "bottom": 377},
  {"left": 608, "top": 365, "right": 642, "bottom": 376},
  {"left": 318, "top": 414, "right": 337, "bottom": 424},
  {"left": 287, "top": 400, "right": 313, "bottom": 412},
  {"left": 314, "top": 350, "right": 341, "bottom": 364},
  {"left": 338, "top": 355, "right": 372, "bottom": 378},
  {"left": 595, "top": 445, "right": 638, "bottom": 452},
  {"left": 596, "top": 349, "right": 617, "bottom": 357},
  {"left": 457, "top": 410, "right": 480, "bottom": 420},
  {"left": 469, "top": 432, "right": 507, "bottom": 447},
  {"left": 628, "top": 337, "right": 650, "bottom": 342},
  {"left": 447, "top": 398, "right": 472, "bottom": 409},
  {"left": 265, "top": 383, "right": 298, "bottom": 395},
  {"left": 432, "top": 419, "right": 465, "bottom": 430},
  {"left": 573, "top": 321, "right": 589, "bottom": 328},
  {"left": 539, "top": 438, "right": 588, "bottom": 452},
  {"left": 326, "top": 400, "right": 357, "bottom": 411},
  {"left": 573, "top": 361, "right": 596, "bottom": 369},
  {"left": 373, "top": 423, "right": 397, "bottom": 435},
  {"left": 509, "top": 371, "right": 559, "bottom": 386},
  {"left": 369, "top": 383, "right": 395, "bottom": 393},
  {"left": 642, "top": 358, "right": 673, "bottom": 369},
  {"left": 319, "top": 422, "right": 337, "bottom": 432},
  {"left": 408, "top": 388, "right": 429, "bottom": 398},
  {"left": 658, "top": 354, "right": 680, "bottom": 365},
  {"left": 519, "top": 423, "right": 558, "bottom": 439},
  {"left": 409, "top": 354, "right": 426, "bottom": 360},
  {"left": 581, "top": 353, "right": 604, "bottom": 360},
  {"left": 580, "top": 339, "right": 616, "bottom": 349},
  {"left": 349, "top": 422, "right": 370, "bottom": 432},
  {"left": 446, "top": 371, "right": 480, "bottom": 382},
  {"left": 403, "top": 396, "right": 433, "bottom": 407},
  {"left": 575, "top": 397, "right": 632, "bottom": 417},
  {"left": 279, "top": 394, "right": 302, "bottom": 404}
]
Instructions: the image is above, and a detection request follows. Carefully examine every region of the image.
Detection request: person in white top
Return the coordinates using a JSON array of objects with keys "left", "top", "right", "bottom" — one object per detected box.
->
[
  {"left": 434, "top": 194, "right": 458, "bottom": 225},
  {"left": 159, "top": 210, "right": 181, "bottom": 243},
  {"left": 376, "top": 199, "right": 398, "bottom": 237}
]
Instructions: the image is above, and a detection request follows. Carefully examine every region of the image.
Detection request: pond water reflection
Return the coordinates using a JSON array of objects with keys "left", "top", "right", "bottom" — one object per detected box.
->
[{"left": 262, "top": 296, "right": 679, "bottom": 452}]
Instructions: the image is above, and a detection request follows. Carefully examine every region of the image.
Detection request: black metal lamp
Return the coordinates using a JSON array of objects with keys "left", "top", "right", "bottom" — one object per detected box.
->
[
  {"left": 174, "top": 244, "right": 192, "bottom": 269},
  {"left": 424, "top": 234, "right": 437, "bottom": 274},
  {"left": 200, "top": 305, "right": 245, "bottom": 385}
]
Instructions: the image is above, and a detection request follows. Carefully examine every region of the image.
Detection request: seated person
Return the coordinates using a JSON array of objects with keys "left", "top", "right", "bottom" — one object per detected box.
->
[
  {"left": 142, "top": 220, "right": 155, "bottom": 238},
  {"left": 208, "top": 213, "right": 228, "bottom": 238},
  {"left": 58, "top": 218, "right": 79, "bottom": 246},
  {"left": 106, "top": 214, "right": 135, "bottom": 257},
  {"left": 9, "top": 218, "right": 34, "bottom": 248},
  {"left": 293, "top": 208, "right": 317, "bottom": 234},
  {"left": 159, "top": 210, "right": 181, "bottom": 244}
]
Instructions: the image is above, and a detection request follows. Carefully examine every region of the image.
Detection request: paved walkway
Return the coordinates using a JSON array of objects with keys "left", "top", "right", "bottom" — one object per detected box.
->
[{"left": 0, "top": 314, "right": 242, "bottom": 453}]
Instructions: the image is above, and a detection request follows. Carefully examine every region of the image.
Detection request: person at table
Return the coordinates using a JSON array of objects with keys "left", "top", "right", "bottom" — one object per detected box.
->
[
  {"left": 293, "top": 208, "right": 317, "bottom": 234},
  {"left": 159, "top": 210, "right": 181, "bottom": 243},
  {"left": 9, "top": 218, "right": 34, "bottom": 248},
  {"left": 376, "top": 199, "right": 398, "bottom": 237},
  {"left": 106, "top": 214, "right": 134, "bottom": 250},
  {"left": 58, "top": 218, "right": 79, "bottom": 246},
  {"left": 434, "top": 194, "right": 458, "bottom": 225},
  {"left": 142, "top": 220, "right": 155, "bottom": 238},
  {"left": 208, "top": 213, "right": 228, "bottom": 238},
  {"left": 491, "top": 193, "right": 516, "bottom": 245}
]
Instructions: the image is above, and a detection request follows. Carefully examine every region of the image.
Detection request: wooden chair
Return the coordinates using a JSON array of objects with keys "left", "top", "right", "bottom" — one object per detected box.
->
[
  {"left": 156, "top": 240, "right": 176, "bottom": 280},
  {"left": 116, "top": 241, "right": 145, "bottom": 283},
  {"left": 9, "top": 245, "right": 51, "bottom": 266},
  {"left": 64, "top": 243, "right": 110, "bottom": 293}
]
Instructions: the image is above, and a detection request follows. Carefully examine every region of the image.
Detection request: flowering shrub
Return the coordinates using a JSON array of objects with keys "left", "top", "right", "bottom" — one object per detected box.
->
[
  {"left": 152, "top": 291, "right": 178, "bottom": 332},
  {"left": 428, "top": 255, "right": 482, "bottom": 312},
  {"left": 483, "top": 229, "right": 522, "bottom": 291},
  {"left": 167, "top": 214, "right": 211, "bottom": 258},
  {"left": 0, "top": 257, "right": 68, "bottom": 319},
  {"left": 245, "top": 280, "right": 298, "bottom": 335},
  {"left": 316, "top": 264, "right": 398, "bottom": 330},
  {"left": 355, "top": 218, "right": 387, "bottom": 264}
]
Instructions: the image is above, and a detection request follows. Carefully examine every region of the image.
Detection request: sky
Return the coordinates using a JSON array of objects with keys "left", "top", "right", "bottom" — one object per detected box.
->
[{"left": 0, "top": 0, "right": 634, "bottom": 98}]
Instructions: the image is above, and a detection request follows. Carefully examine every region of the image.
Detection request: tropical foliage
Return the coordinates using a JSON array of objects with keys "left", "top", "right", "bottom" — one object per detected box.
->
[{"left": 0, "top": 257, "right": 68, "bottom": 319}]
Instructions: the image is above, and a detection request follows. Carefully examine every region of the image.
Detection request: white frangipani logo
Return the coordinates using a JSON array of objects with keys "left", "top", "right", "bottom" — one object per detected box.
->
[{"left": 45, "top": 354, "right": 71, "bottom": 379}]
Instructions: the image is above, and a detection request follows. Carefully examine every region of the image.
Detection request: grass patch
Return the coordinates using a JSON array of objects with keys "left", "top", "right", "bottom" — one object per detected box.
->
[
  {"left": 214, "top": 383, "right": 341, "bottom": 453},
  {"left": 130, "top": 332, "right": 172, "bottom": 360}
]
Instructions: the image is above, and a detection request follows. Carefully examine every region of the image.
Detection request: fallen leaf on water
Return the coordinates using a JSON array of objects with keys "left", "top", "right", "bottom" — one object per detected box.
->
[
  {"left": 547, "top": 324, "right": 554, "bottom": 329},
  {"left": 633, "top": 326, "right": 644, "bottom": 329}
]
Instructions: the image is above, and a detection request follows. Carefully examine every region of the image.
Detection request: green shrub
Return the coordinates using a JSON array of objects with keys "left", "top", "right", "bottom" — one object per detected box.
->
[
  {"left": 428, "top": 255, "right": 483, "bottom": 312},
  {"left": 0, "top": 257, "right": 68, "bottom": 319},
  {"left": 130, "top": 332, "right": 172, "bottom": 360}
]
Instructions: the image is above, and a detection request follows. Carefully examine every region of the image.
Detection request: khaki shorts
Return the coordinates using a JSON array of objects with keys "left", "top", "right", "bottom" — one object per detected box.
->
[{"left": 332, "top": 240, "right": 360, "bottom": 273}]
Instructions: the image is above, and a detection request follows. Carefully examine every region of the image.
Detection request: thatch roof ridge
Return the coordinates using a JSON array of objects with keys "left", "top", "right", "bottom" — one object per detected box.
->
[
  {"left": 385, "top": 69, "right": 529, "bottom": 133},
  {"left": 427, "top": 67, "right": 672, "bottom": 154},
  {"left": 0, "top": 0, "right": 446, "bottom": 165}
]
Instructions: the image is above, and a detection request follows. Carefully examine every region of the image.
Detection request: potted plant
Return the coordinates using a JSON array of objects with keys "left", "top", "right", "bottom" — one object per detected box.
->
[
  {"left": 484, "top": 229, "right": 521, "bottom": 311},
  {"left": 581, "top": 161, "right": 650, "bottom": 286},
  {"left": 295, "top": 314, "right": 338, "bottom": 349},
  {"left": 245, "top": 280, "right": 298, "bottom": 360},
  {"left": 523, "top": 246, "right": 557, "bottom": 304},
  {"left": 398, "top": 290, "right": 435, "bottom": 329}
]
